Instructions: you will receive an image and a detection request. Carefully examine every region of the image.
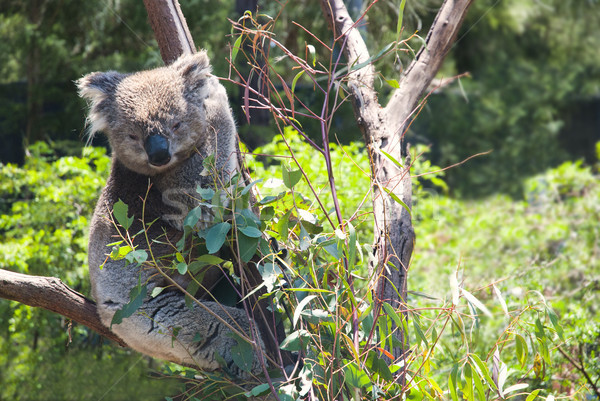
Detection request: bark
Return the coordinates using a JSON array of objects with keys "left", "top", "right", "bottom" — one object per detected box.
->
[
  {"left": 0, "top": 269, "right": 126, "bottom": 347},
  {"left": 142, "top": 0, "right": 196, "bottom": 64},
  {"left": 319, "top": 0, "right": 473, "bottom": 370}
]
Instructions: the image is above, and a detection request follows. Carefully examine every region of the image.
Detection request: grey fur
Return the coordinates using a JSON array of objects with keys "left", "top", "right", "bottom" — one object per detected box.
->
[{"left": 78, "top": 52, "right": 264, "bottom": 376}]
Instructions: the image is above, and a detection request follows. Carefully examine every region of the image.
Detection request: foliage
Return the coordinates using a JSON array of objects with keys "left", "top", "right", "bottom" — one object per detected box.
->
[
  {"left": 413, "top": 0, "right": 600, "bottom": 196},
  {"left": 105, "top": 132, "right": 597, "bottom": 400},
  {"left": 0, "top": 144, "right": 180, "bottom": 400}
]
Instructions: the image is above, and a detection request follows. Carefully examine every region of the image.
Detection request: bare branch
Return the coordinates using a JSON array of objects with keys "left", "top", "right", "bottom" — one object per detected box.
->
[
  {"left": 0, "top": 268, "right": 126, "bottom": 347},
  {"left": 385, "top": 0, "right": 474, "bottom": 134}
]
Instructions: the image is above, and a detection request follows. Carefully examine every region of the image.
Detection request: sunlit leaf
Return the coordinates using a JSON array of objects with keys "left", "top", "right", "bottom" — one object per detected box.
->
[
  {"left": 113, "top": 199, "right": 133, "bottom": 230},
  {"left": 461, "top": 288, "right": 492, "bottom": 318},
  {"left": 526, "top": 389, "right": 541, "bottom": 401},
  {"left": 282, "top": 165, "right": 302, "bottom": 189},
  {"left": 492, "top": 284, "right": 509, "bottom": 317},
  {"left": 293, "top": 295, "right": 316, "bottom": 327}
]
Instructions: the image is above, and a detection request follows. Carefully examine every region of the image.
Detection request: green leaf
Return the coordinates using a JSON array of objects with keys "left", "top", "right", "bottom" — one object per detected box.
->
[
  {"left": 344, "top": 361, "right": 371, "bottom": 389},
  {"left": 396, "top": 0, "right": 407, "bottom": 35},
  {"left": 492, "top": 284, "right": 509, "bottom": 317},
  {"left": 176, "top": 262, "right": 188, "bottom": 275},
  {"left": 472, "top": 364, "right": 486, "bottom": 401},
  {"left": 366, "top": 352, "right": 393, "bottom": 381},
  {"left": 276, "top": 210, "right": 291, "bottom": 240},
  {"left": 237, "top": 232, "right": 259, "bottom": 263},
  {"left": 110, "top": 244, "right": 133, "bottom": 261},
  {"left": 382, "top": 302, "right": 403, "bottom": 328},
  {"left": 230, "top": 333, "right": 253, "bottom": 373},
  {"left": 307, "top": 44, "right": 316, "bottom": 66},
  {"left": 504, "top": 383, "right": 529, "bottom": 395},
  {"left": 195, "top": 254, "right": 225, "bottom": 265},
  {"left": 470, "top": 354, "right": 497, "bottom": 391},
  {"left": 238, "top": 225, "right": 262, "bottom": 238},
  {"left": 379, "top": 148, "right": 404, "bottom": 169},
  {"left": 546, "top": 307, "right": 564, "bottom": 340},
  {"left": 151, "top": 286, "right": 165, "bottom": 298},
  {"left": 231, "top": 35, "right": 243, "bottom": 63},
  {"left": 291, "top": 70, "right": 305, "bottom": 94},
  {"left": 111, "top": 284, "right": 147, "bottom": 328},
  {"left": 347, "top": 221, "right": 357, "bottom": 270},
  {"left": 280, "top": 329, "right": 310, "bottom": 352},
  {"left": 125, "top": 249, "right": 147, "bottom": 266},
  {"left": 249, "top": 383, "right": 270, "bottom": 397},
  {"left": 113, "top": 199, "right": 134, "bottom": 230},
  {"left": 526, "top": 389, "right": 541, "bottom": 401},
  {"left": 463, "top": 363, "right": 474, "bottom": 401},
  {"left": 260, "top": 206, "right": 275, "bottom": 222},
  {"left": 384, "top": 78, "right": 400, "bottom": 89},
  {"left": 258, "top": 195, "right": 279, "bottom": 205},
  {"left": 241, "top": 179, "right": 262, "bottom": 195},
  {"left": 282, "top": 165, "right": 302, "bottom": 189},
  {"left": 412, "top": 313, "right": 429, "bottom": 347},
  {"left": 381, "top": 186, "right": 411, "bottom": 215},
  {"left": 205, "top": 222, "right": 231, "bottom": 254},
  {"left": 448, "top": 364, "right": 459, "bottom": 401},
  {"left": 196, "top": 186, "right": 215, "bottom": 200},
  {"left": 515, "top": 334, "right": 528, "bottom": 368}
]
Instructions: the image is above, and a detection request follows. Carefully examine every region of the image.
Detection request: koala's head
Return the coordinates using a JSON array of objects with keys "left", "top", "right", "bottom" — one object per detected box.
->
[{"left": 77, "top": 51, "right": 230, "bottom": 176}]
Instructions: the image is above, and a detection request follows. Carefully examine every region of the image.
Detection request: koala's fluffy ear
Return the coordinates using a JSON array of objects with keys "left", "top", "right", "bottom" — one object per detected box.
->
[
  {"left": 171, "top": 51, "right": 211, "bottom": 89},
  {"left": 77, "top": 71, "right": 126, "bottom": 137}
]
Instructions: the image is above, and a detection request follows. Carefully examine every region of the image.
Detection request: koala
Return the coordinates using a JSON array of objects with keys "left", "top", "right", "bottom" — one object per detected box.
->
[{"left": 77, "top": 52, "right": 265, "bottom": 376}]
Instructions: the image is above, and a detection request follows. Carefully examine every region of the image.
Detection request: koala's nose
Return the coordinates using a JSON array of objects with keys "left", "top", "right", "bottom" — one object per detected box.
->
[{"left": 144, "top": 135, "right": 171, "bottom": 166}]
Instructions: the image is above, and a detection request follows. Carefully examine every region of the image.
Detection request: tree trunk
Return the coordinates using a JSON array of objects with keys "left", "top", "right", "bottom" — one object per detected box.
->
[{"left": 319, "top": 0, "right": 473, "bottom": 378}]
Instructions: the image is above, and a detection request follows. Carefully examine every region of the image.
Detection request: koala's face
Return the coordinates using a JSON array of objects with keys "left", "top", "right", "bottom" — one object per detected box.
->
[{"left": 78, "top": 52, "right": 221, "bottom": 176}]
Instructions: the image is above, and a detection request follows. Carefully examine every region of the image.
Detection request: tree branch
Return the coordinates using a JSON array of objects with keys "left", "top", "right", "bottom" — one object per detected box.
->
[
  {"left": 0, "top": 268, "right": 126, "bottom": 347},
  {"left": 385, "top": 0, "right": 474, "bottom": 135},
  {"left": 142, "top": 0, "right": 196, "bottom": 64}
]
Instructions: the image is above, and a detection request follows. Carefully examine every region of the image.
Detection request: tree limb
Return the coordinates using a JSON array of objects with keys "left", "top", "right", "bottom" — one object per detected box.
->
[
  {"left": 0, "top": 268, "right": 126, "bottom": 347},
  {"left": 385, "top": 0, "right": 474, "bottom": 135},
  {"left": 142, "top": 0, "right": 196, "bottom": 64}
]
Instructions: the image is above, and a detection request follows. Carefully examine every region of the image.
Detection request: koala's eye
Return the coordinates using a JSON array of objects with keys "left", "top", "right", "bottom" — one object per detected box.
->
[
  {"left": 128, "top": 134, "right": 138, "bottom": 141},
  {"left": 172, "top": 122, "right": 181, "bottom": 131}
]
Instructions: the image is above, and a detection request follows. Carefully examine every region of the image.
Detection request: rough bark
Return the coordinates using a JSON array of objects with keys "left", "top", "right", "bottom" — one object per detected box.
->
[
  {"left": 0, "top": 269, "right": 126, "bottom": 346},
  {"left": 142, "top": 0, "right": 196, "bottom": 64},
  {"left": 319, "top": 0, "right": 473, "bottom": 369}
]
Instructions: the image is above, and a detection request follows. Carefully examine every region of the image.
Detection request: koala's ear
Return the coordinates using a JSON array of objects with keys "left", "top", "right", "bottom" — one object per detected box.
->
[
  {"left": 172, "top": 51, "right": 211, "bottom": 86},
  {"left": 76, "top": 71, "right": 125, "bottom": 104},
  {"left": 77, "top": 71, "right": 126, "bottom": 136}
]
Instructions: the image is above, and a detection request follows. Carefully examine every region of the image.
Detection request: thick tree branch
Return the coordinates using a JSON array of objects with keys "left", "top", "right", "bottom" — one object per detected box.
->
[
  {"left": 142, "top": 0, "right": 196, "bottom": 64},
  {"left": 0, "top": 269, "right": 126, "bottom": 346},
  {"left": 385, "top": 0, "right": 474, "bottom": 135}
]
